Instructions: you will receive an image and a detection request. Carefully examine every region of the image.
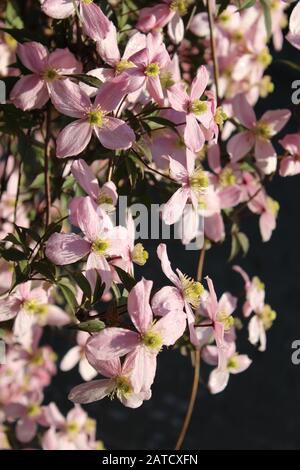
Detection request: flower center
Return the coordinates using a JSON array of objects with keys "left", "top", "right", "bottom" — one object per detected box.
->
[
  {"left": 217, "top": 311, "right": 235, "bottom": 330},
  {"left": 88, "top": 110, "right": 105, "bottom": 127},
  {"left": 180, "top": 274, "right": 204, "bottom": 308},
  {"left": 189, "top": 168, "right": 209, "bottom": 191},
  {"left": 27, "top": 404, "right": 41, "bottom": 418},
  {"left": 24, "top": 299, "right": 48, "bottom": 317},
  {"left": 115, "top": 59, "right": 134, "bottom": 74},
  {"left": 219, "top": 167, "right": 236, "bottom": 187},
  {"left": 227, "top": 356, "right": 238, "bottom": 371},
  {"left": 82, "top": 0, "right": 94, "bottom": 4},
  {"left": 43, "top": 68, "right": 59, "bottom": 82},
  {"left": 142, "top": 330, "right": 163, "bottom": 350},
  {"left": 260, "top": 75, "right": 274, "bottom": 98},
  {"left": 145, "top": 63, "right": 160, "bottom": 77},
  {"left": 266, "top": 197, "right": 280, "bottom": 215},
  {"left": 257, "top": 48, "right": 272, "bottom": 67},
  {"left": 131, "top": 243, "right": 149, "bottom": 266},
  {"left": 92, "top": 239, "right": 109, "bottom": 255},
  {"left": 170, "top": 0, "right": 187, "bottom": 16},
  {"left": 160, "top": 71, "right": 175, "bottom": 90},
  {"left": 214, "top": 107, "right": 227, "bottom": 126},
  {"left": 219, "top": 12, "right": 231, "bottom": 24},
  {"left": 67, "top": 421, "right": 80, "bottom": 435},
  {"left": 115, "top": 376, "right": 133, "bottom": 397},
  {"left": 254, "top": 121, "right": 273, "bottom": 140},
  {"left": 253, "top": 276, "right": 265, "bottom": 291},
  {"left": 260, "top": 304, "right": 276, "bottom": 330},
  {"left": 31, "top": 351, "right": 45, "bottom": 367},
  {"left": 97, "top": 193, "right": 114, "bottom": 206},
  {"left": 191, "top": 99, "right": 208, "bottom": 116}
]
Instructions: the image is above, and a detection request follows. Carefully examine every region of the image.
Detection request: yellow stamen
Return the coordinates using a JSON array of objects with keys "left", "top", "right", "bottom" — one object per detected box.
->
[
  {"left": 257, "top": 48, "right": 272, "bottom": 67},
  {"left": 142, "top": 330, "right": 163, "bottom": 350},
  {"left": 92, "top": 239, "right": 109, "bottom": 255},
  {"left": 170, "top": 0, "right": 187, "bottom": 16},
  {"left": 27, "top": 404, "right": 41, "bottom": 418},
  {"left": 24, "top": 299, "right": 48, "bottom": 317},
  {"left": 266, "top": 197, "right": 280, "bottom": 216},
  {"left": 115, "top": 59, "right": 134, "bottom": 74},
  {"left": 260, "top": 304, "right": 276, "bottom": 330},
  {"left": 260, "top": 76, "right": 274, "bottom": 98},
  {"left": 189, "top": 168, "right": 209, "bottom": 191},
  {"left": 145, "top": 63, "right": 160, "bottom": 77},
  {"left": 132, "top": 243, "right": 149, "bottom": 266},
  {"left": 227, "top": 355, "right": 238, "bottom": 371},
  {"left": 43, "top": 68, "right": 59, "bottom": 82},
  {"left": 253, "top": 276, "right": 265, "bottom": 291},
  {"left": 217, "top": 311, "right": 235, "bottom": 330},
  {"left": 88, "top": 110, "right": 105, "bottom": 127},
  {"left": 191, "top": 99, "right": 208, "bottom": 116},
  {"left": 180, "top": 274, "right": 204, "bottom": 308},
  {"left": 115, "top": 376, "right": 133, "bottom": 398},
  {"left": 160, "top": 71, "right": 175, "bottom": 90},
  {"left": 67, "top": 422, "right": 80, "bottom": 435},
  {"left": 215, "top": 107, "right": 228, "bottom": 126},
  {"left": 254, "top": 120, "right": 273, "bottom": 139},
  {"left": 219, "top": 167, "right": 236, "bottom": 187}
]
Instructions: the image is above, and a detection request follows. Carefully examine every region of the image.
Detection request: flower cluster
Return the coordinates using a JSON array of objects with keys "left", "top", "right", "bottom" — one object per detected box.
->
[{"left": 0, "top": 0, "right": 298, "bottom": 450}]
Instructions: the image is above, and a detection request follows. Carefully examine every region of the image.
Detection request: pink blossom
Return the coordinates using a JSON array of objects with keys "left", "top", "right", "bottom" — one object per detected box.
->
[
  {"left": 151, "top": 243, "right": 204, "bottom": 346},
  {"left": 10, "top": 42, "right": 82, "bottom": 110},
  {"left": 69, "top": 355, "right": 151, "bottom": 408},
  {"left": 60, "top": 332, "right": 97, "bottom": 381},
  {"left": 50, "top": 78, "right": 135, "bottom": 157},
  {"left": 202, "top": 342, "right": 252, "bottom": 394},
  {"left": 248, "top": 304, "right": 276, "bottom": 352},
  {"left": 46, "top": 197, "right": 128, "bottom": 291},
  {"left": 227, "top": 94, "right": 291, "bottom": 174},
  {"left": 85, "top": 278, "right": 186, "bottom": 392},
  {"left": 279, "top": 134, "right": 300, "bottom": 176},
  {"left": 286, "top": 1, "right": 300, "bottom": 49},
  {"left": 233, "top": 265, "right": 265, "bottom": 317},
  {"left": 247, "top": 186, "right": 280, "bottom": 242},
  {"left": 167, "top": 65, "right": 213, "bottom": 152},
  {"left": 0, "top": 282, "right": 69, "bottom": 348},
  {"left": 41, "top": 0, "right": 110, "bottom": 42},
  {"left": 69, "top": 159, "right": 118, "bottom": 226}
]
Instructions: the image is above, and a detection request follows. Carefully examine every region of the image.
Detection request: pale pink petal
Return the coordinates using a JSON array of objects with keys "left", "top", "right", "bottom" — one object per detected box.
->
[
  {"left": 16, "top": 419, "right": 37, "bottom": 443},
  {"left": 85, "top": 252, "right": 113, "bottom": 293},
  {"left": 86, "top": 328, "right": 139, "bottom": 361},
  {"left": 60, "top": 346, "right": 81, "bottom": 371},
  {"left": 167, "top": 83, "right": 189, "bottom": 112},
  {"left": 191, "top": 65, "right": 209, "bottom": 100},
  {"left": 50, "top": 80, "right": 90, "bottom": 118},
  {"left": 280, "top": 157, "right": 300, "bottom": 177},
  {"left": 153, "top": 310, "right": 186, "bottom": 346},
  {"left": 260, "top": 109, "right": 291, "bottom": 134},
  {"left": 218, "top": 293, "right": 237, "bottom": 316},
  {"left": 162, "top": 187, "right": 189, "bottom": 225},
  {"left": 68, "top": 379, "right": 114, "bottom": 404},
  {"left": 202, "top": 345, "right": 219, "bottom": 366},
  {"left": 46, "top": 305, "right": 70, "bottom": 326},
  {"left": 13, "top": 309, "right": 36, "bottom": 348},
  {"left": 10, "top": 75, "right": 49, "bottom": 111},
  {"left": 127, "top": 278, "right": 153, "bottom": 333},
  {"left": 77, "top": 197, "right": 102, "bottom": 242},
  {"left": 232, "top": 94, "right": 256, "bottom": 129},
  {"left": 80, "top": 3, "right": 110, "bottom": 42},
  {"left": 207, "top": 144, "right": 221, "bottom": 174},
  {"left": 85, "top": 354, "right": 121, "bottom": 378},
  {"left": 78, "top": 357, "right": 98, "bottom": 381},
  {"left": 151, "top": 286, "right": 184, "bottom": 316},
  {"left": 46, "top": 233, "right": 90, "bottom": 265},
  {"left": 168, "top": 14, "right": 184, "bottom": 44},
  {"left": 96, "top": 22, "right": 120, "bottom": 65},
  {"left": 71, "top": 159, "right": 100, "bottom": 200},
  {"left": 184, "top": 114, "right": 205, "bottom": 152},
  {"left": 227, "top": 131, "right": 255, "bottom": 162},
  {"left": 254, "top": 138, "right": 276, "bottom": 161},
  {"left": 146, "top": 76, "right": 164, "bottom": 103},
  {"left": 156, "top": 243, "right": 181, "bottom": 287},
  {"left": 230, "top": 355, "right": 252, "bottom": 374},
  {"left": 0, "top": 298, "right": 20, "bottom": 322},
  {"left": 129, "top": 345, "right": 157, "bottom": 393},
  {"left": 56, "top": 119, "right": 92, "bottom": 158},
  {"left": 259, "top": 211, "right": 276, "bottom": 242},
  {"left": 41, "top": 0, "right": 74, "bottom": 19},
  {"left": 204, "top": 213, "right": 225, "bottom": 242},
  {"left": 208, "top": 368, "right": 230, "bottom": 394},
  {"left": 248, "top": 315, "right": 262, "bottom": 348},
  {"left": 95, "top": 117, "right": 135, "bottom": 150},
  {"left": 17, "top": 42, "right": 48, "bottom": 73},
  {"left": 47, "top": 48, "right": 82, "bottom": 74},
  {"left": 169, "top": 157, "right": 189, "bottom": 182},
  {"left": 219, "top": 186, "right": 241, "bottom": 209},
  {"left": 94, "top": 75, "right": 130, "bottom": 112},
  {"left": 279, "top": 133, "right": 300, "bottom": 155}
]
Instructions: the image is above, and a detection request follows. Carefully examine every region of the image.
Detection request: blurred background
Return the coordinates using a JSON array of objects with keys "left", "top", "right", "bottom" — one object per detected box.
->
[{"left": 43, "top": 35, "right": 300, "bottom": 451}]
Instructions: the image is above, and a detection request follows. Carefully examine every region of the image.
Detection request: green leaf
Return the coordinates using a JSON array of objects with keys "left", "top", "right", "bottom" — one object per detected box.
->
[
  {"left": 70, "top": 272, "right": 92, "bottom": 300},
  {"left": 74, "top": 319, "right": 106, "bottom": 333},
  {"left": 229, "top": 234, "right": 240, "bottom": 261},
  {"left": 237, "top": 232, "right": 249, "bottom": 256},
  {"left": 6, "top": 1, "right": 24, "bottom": 29},
  {"left": 114, "top": 266, "right": 137, "bottom": 292},
  {"left": 0, "top": 247, "right": 27, "bottom": 262},
  {"left": 30, "top": 173, "right": 45, "bottom": 190},
  {"left": 32, "top": 260, "right": 56, "bottom": 282},
  {"left": 260, "top": 0, "right": 272, "bottom": 40},
  {"left": 0, "top": 27, "right": 41, "bottom": 43},
  {"left": 93, "top": 273, "right": 105, "bottom": 303},
  {"left": 58, "top": 283, "right": 78, "bottom": 314},
  {"left": 145, "top": 116, "right": 178, "bottom": 130},
  {"left": 65, "top": 74, "right": 103, "bottom": 88},
  {"left": 237, "top": 0, "right": 256, "bottom": 11}
]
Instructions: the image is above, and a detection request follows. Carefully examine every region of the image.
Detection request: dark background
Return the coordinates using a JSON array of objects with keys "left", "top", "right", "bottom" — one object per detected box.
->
[{"left": 45, "top": 40, "right": 300, "bottom": 450}]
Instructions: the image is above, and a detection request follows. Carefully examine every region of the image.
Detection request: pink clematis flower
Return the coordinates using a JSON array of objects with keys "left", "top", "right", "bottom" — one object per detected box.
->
[
  {"left": 41, "top": 0, "right": 110, "bottom": 42},
  {"left": 0, "top": 281, "right": 69, "bottom": 348},
  {"left": 198, "top": 277, "right": 237, "bottom": 368},
  {"left": 85, "top": 278, "right": 186, "bottom": 392},
  {"left": 4, "top": 390, "right": 49, "bottom": 443},
  {"left": 60, "top": 332, "right": 97, "bottom": 382},
  {"left": 279, "top": 134, "right": 300, "bottom": 176},
  {"left": 10, "top": 42, "right": 82, "bottom": 110},
  {"left": 50, "top": 78, "right": 135, "bottom": 158},
  {"left": 151, "top": 243, "right": 204, "bottom": 346},
  {"left": 247, "top": 186, "right": 280, "bottom": 242},
  {"left": 46, "top": 197, "right": 128, "bottom": 292},
  {"left": 126, "top": 33, "right": 171, "bottom": 104},
  {"left": 137, "top": 1, "right": 187, "bottom": 44},
  {"left": 227, "top": 94, "right": 291, "bottom": 173},
  {"left": 162, "top": 157, "right": 210, "bottom": 225},
  {"left": 233, "top": 265, "right": 265, "bottom": 317},
  {"left": 69, "top": 159, "right": 118, "bottom": 226},
  {"left": 248, "top": 304, "right": 277, "bottom": 352},
  {"left": 202, "top": 342, "right": 252, "bottom": 394},
  {"left": 286, "top": 1, "right": 300, "bottom": 49},
  {"left": 69, "top": 354, "right": 151, "bottom": 408},
  {"left": 167, "top": 65, "right": 213, "bottom": 152}
]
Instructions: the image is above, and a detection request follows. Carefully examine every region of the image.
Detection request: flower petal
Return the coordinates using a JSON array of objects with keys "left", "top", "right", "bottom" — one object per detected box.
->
[
  {"left": 127, "top": 278, "right": 153, "bottom": 333},
  {"left": 95, "top": 117, "right": 135, "bottom": 150},
  {"left": 68, "top": 379, "right": 114, "bottom": 404},
  {"left": 56, "top": 119, "right": 92, "bottom": 158},
  {"left": 46, "top": 233, "right": 90, "bottom": 265}
]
